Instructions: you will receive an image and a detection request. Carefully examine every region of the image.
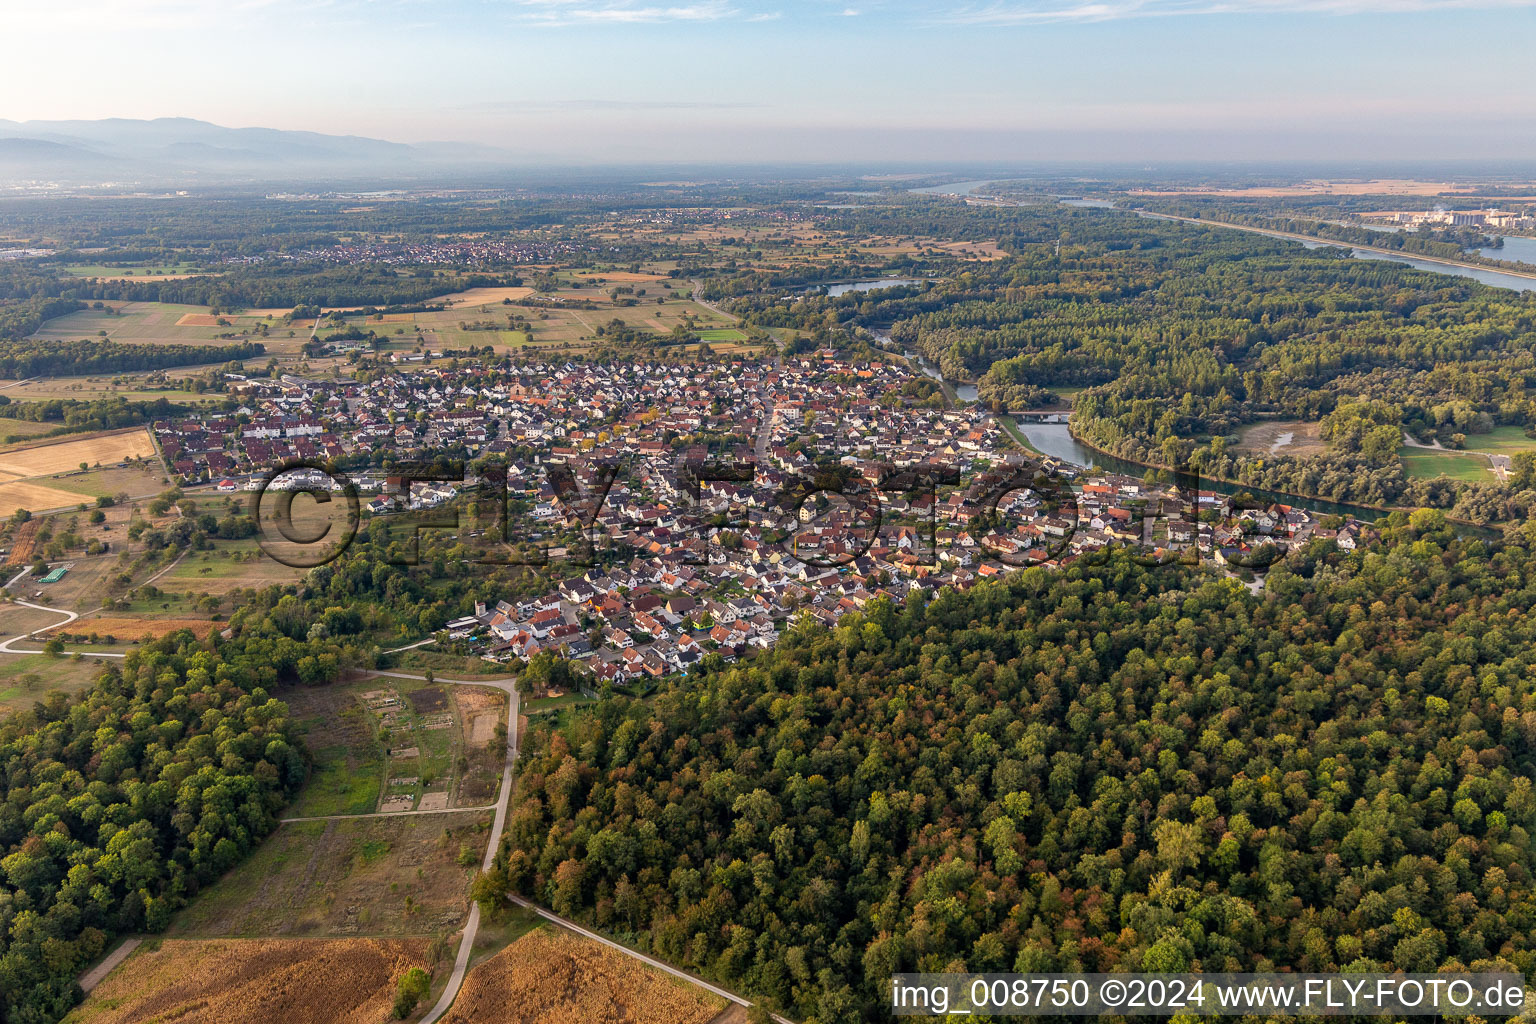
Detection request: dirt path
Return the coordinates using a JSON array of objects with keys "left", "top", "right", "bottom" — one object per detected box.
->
[
  {"left": 371, "top": 669, "right": 516, "bottom": 1024},
  {"left": 279, "top": 804, "right": 496, "bottom": 824},
  {"left": 77, "top": 937, "right": 141, "bottom": 993}
]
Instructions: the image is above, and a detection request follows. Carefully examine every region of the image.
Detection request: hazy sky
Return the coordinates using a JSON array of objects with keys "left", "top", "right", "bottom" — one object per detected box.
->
[{"left": 9, "top": 0, "right": 1536, "bottom": 162}]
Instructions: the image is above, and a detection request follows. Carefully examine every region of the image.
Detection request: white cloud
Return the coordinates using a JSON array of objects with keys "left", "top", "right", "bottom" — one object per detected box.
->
[
  {"left": 500, "top": 0, "right": 740, "bottom": 23},
  {"left": 936, "top": 0, "right": 1536, "bottom": 23}
]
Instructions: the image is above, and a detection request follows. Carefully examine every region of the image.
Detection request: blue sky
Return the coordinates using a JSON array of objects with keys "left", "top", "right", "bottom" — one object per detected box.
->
[{"left": 9, "top": 0, "right": 1536, "bottom": 162}]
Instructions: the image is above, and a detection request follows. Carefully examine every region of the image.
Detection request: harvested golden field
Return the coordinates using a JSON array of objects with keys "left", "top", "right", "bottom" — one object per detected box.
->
[
  {"left": 49, "top": 616, "right": 215, "bottom": 639},
  {"left": 63, "top": 938, "right": 431, "bottom": 1024},
  {"left": 435, "top": 285, "right": 535, "bottom": 305},
  {"left": 0, "top": 428, "right": 158, "bottom": 480},
  {"left": 0, "top": 479, "right": 83, "bottom": 516},
  {"left": 443, "top": 928, "right": 725, "bottom": 1024}
]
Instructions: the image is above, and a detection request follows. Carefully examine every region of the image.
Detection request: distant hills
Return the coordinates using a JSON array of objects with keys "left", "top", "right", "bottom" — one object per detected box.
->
[{"left": 0, "top": 117, "right": 515, "bottom": 186}]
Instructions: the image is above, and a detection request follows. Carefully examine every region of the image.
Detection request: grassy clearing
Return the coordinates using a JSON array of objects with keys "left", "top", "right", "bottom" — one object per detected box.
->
[
  {"left": 283, "top": 685, "right": 386, "bottom": 818},
  {"left": 1399, "top": 447, "right": 1494, "bottom": 481},
  {"left": 524, "top": 693, "right": 594, "bottom": 714},
  {"left": 1466, "top": 425, "right": 1536, "bottom": 455},
  {"left": 156, "top": 539, "right": 302, "bottom": 597},
  {"left": 1235, "top": 420, "right": 1327, "bottom": 457},
  {"left": 395, "top": 648, "right": 512, "bottom": 679},
  {"left": 168, "top": 812, "right": 488, "bottom": 938},
  {"left": 0, "top": 653, "right": 111, "bottom": 715}
]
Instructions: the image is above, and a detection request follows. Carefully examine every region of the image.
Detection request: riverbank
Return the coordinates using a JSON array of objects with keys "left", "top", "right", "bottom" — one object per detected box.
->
[
  {"left": 1135, "top": 210, "right": 1536, "bottom": 285},
  {"left": 1058, "top": 420, "right": 1505, "bottom": 536},
  {"left": 1064, "top": 422, "right": 1393, "bottom": 517}
]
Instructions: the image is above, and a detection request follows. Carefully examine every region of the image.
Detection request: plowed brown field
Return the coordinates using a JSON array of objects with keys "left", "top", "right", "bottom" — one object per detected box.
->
[
  {"left": 64, "top": 938, "right": 431, "bottom": 1024},
  {"left": 442, "top": 928, "right": 724, "bottom": 1024}
]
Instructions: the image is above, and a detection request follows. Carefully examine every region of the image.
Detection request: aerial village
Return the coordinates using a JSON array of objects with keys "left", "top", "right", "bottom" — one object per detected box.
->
[{"left": 151, "top": 354, "right": 1373, "bottom": 688}]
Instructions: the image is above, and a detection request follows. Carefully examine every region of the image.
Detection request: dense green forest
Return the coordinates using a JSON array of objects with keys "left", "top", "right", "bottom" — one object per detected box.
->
[
  {"left": 0, "top": 262, "right": 518, "bottom": 315},
  {"left": 0, "top": 396, "right": 208, "bottom": 444},
  {"left": 0, "top": 336, "right": 263, "bottom": 379},
  {"left": 0, "top": 635, "right": 313, "bottom": 1023},
  {"left": 491, "top": 519, "right": 1536, "bottom": 1022}
]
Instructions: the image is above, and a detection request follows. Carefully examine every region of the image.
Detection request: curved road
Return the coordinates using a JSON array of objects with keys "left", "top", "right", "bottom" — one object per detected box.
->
[{"left": 1, "top": 549, "right": 191, "bottom": 659}]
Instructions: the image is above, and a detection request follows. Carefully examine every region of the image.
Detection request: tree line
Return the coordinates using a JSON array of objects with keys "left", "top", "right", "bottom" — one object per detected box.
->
[{"left": 487, "top": 520, "right": 1536, "bottom": 1021}]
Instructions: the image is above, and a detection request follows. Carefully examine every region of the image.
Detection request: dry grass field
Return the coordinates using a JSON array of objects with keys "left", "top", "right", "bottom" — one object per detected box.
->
[
  {"left": 0, "top": 480, "right": 84, "bottom": 518},
  {"left": 442, "top": 927, "right": 726, "bottom": 1024},
  {"left": 168, "top": 813, "right": 485, "bottom": 938},
  {"left": 63, "top": 938, "right": 432, "bottom": 1024},
  {"left": 0, "top": 428, "right": 157, "bottom": 480},
  {"left": 0, "top": 429, "right": 162, "bottom": 516},
  {"left": 47, "top": 616, "right": 216, "bottom": 640}
]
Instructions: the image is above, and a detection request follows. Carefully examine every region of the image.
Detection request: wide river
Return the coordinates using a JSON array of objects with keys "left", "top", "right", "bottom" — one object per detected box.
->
[{"left": 910, "top": 183, "right": 1536, "bottom": 293}]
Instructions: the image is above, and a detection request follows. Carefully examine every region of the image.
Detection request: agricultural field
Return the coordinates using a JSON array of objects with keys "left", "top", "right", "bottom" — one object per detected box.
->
[
  {"left": 0, "top": 375, "right": 232, "bottom": 404},
  {"left": 28, "top": 301, "right": 260, "bottom": 346},
  {"left": 63, "top": 938, "right": 432, "bottom": 1024},
  {"left": 301, "top": 283, "right": 763, "bottom": 357},
  {"left": 16, "top": 287, "right": 765, "bottom": 386},
  {"left": 167, "top": 813, "right": 487, "bottom": 938},
  {"left": 0, "top": 427, "right": 162, "bottom": 518},
  {"left": 441, "top": 927, "right": 727, "bottom": 1024},
  {"left": 283, "top": 683, "right": 387, "bottom": 818},
  {"left": 453, "top": 687, "right": 508, "bottom": 806}
]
